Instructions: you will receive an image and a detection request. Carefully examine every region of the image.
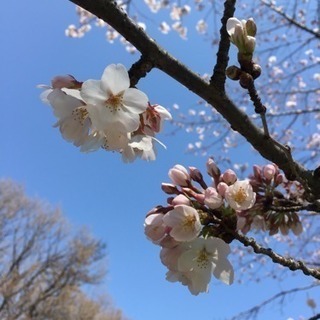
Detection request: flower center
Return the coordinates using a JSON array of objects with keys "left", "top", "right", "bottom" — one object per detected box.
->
[
  {"left": 106, "top": 93, "right": 123, "bottom": 112},
  {"left": 72, "top": 107, "right": 88, "bottom": 126},
  {"left": 196, "top": 248, "right": 210, "bottom": 269},
  {"left": 182, "top": 215, "right": 197, "bottom": 231},
  {"left": 233, "top": 187, "right": 247, "bottom": 204}
]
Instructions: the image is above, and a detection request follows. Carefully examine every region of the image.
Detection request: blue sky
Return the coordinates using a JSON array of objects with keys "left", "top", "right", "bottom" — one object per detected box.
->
[{"left": 2, "top": 1, "right": 319, "bottom": 319}]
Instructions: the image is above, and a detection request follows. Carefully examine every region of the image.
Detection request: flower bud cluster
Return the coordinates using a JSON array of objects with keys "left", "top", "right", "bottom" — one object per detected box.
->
[
  {"left": 226, "top": 18, "right": 256, "bottom": 56},
  {"left": 38, "top": 64, "right": 172, "bottom": 162},
  {"left": 237, "top": 164, "right": 304, "bottom": 236},
  {"left": 145, "top": 160, "right": 306, "bottom": 294},
  {"left": 226, "top": 17, "right": 262, "bottom": 84}
]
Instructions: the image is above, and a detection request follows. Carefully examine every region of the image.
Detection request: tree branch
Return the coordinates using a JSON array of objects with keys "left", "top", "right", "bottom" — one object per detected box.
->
[
  {"left": 233, "top": 233, "right": 320, "bottom": 280},
  {"left": 261, "top": 0, "right": 320, "bottom": 39},
  {"left": 210, "top": 0, "right": 236, "bottom": 90},
  {"left": 229, "top": 283, "right": 320, "bottom": 320}
]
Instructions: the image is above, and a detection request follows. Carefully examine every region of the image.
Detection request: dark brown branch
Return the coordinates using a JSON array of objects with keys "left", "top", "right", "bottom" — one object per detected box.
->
[
  {"left": 233, "top": 233, "right": 320, "bottom": 280},
  {"left": 68, "top": 0, "right": 320, "bottom": 199},
  {"left": 210, "top": 0, "right": 236, "bottom": 90},
  {"left": 128, "top": 55, "right": 154, "bottom": 87}
]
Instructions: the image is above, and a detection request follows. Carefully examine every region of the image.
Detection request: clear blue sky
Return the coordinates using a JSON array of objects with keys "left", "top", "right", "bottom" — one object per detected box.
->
[{"left": 1, "top": 1, "right": 318, "bottom": 319}]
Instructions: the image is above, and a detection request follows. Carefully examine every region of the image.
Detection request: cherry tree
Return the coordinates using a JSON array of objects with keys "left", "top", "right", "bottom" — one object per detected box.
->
[{"left": 38, "top": 0, "right": 320, "bottom": 318}]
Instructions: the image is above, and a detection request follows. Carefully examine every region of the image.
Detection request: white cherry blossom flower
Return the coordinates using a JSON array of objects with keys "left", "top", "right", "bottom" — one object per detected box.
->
[
  {"left": 80, "top": 64, "right": 148, "bottom": 133},
  {"left": 225, "top": 180, "right": 256, "bottom": 211},
  {"left": 177, "top": 237, "right": 234, "bottom": 295},
  {"left": 163, "top": 205, "right": 201, "bottom": 242},
  {"left": 46, "top": 89, "right": 94, "bottom": 148}
]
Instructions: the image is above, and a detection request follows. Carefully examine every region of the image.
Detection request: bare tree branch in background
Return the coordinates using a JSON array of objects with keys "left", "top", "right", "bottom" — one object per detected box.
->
[{"left": 0, "top": 179, "right": 125, "bottom": 320}]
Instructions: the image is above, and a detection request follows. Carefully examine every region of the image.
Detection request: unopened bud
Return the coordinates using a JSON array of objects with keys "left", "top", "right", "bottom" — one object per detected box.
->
[
  {"left": 161, "top": 183, "right": 179, "bottom": 194},
  {"left": 168, "top": 164, "right": 190, "bottom": 187},
  {"left": 239, "top": 72, "right": 253, "bottom": 89},
  {"left": 275, "top": 174, "right": 285, "bottom": 186},
  {"left": 222, "top": 169, "right": 237, "bottom": 185},
  {"left": 206, "top": 158, "right": 221, "bottom": 178},
  {"left": 226, "top": 65, "right": 242, "bottom": 81},
  {"left": 263, "top": 164, "right": 277, "bottom": 181},
  {"left": 246, "top": 18, "right": 257, "bottom": 37},
  {"left": 251, "top": 63, "right": 262, "bottom": 79},
  {"left": 189, "top": 166, "right": 204, "bottom": 184},
  {"left": 51, "top": 75, "right": 81, "bottom": 89}
]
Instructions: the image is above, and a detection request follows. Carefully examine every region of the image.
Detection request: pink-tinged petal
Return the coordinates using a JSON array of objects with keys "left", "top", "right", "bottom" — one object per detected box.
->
[
  {"left": 101, "top": 64, "right": 130, "bottom": 94},
  {"left": 81, "top": 79, "right": 108, "bottom": 105},
  {"left": 122, "top": 88, "right": 148, "bottom": 113}
]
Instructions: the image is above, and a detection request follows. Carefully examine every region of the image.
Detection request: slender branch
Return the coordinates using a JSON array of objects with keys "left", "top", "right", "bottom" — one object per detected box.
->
[
  {"left": 210, "top": 0, "right": 236, "bottom": 90},
  {"left": 229, "top": 283, "right": 320, "bottom": 320},
  {"left": 309, "top": 314, "right": 320, "bottom": 320},
  {"left": 68, "top": 0, "right": 320, "bottom": 199},
  {"left": 233, "top": 233, "right": 320, "bottom": 280},
  {"left": 261, "top": 0, "right": 320, "bottom": 38}
]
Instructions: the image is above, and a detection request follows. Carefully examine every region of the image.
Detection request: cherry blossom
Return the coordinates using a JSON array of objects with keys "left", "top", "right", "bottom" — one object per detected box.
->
[
  {"left": 80, "top": 64, "right": 148, "bottom": 133},
  {"left": 163, "top": 205, "right": 201, "bottom": 242},
  {"left": 225, "top": 180, "right": 256, "bottom": 211},
  {"left": 177, "top": 238, "right": 234, "bottom": 295}
]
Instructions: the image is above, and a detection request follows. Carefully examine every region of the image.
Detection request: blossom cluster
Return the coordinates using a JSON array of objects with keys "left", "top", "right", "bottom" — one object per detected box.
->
[
  {"left": 144, "top": 159, "right": 305, "bottom": 294},
  {"left": 39, "top": 64, "right": 171, "bottom": 162}
]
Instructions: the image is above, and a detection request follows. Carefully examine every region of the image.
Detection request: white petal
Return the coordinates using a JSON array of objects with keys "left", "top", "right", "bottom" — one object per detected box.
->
[
  {"left": 226, "top": 17, "right": 242, "bottom": 35},
  {"left": 212, "top": 258, "right": 234, "bottom": 285},
  {"left": 101, "top": 64, "right": 130, "bottom": 94},
  {"left": 48, "top": 89, "right": 84, "bottom": 119},
  {"left": 122, "top": 88, "right": 148, "bottom": 113},
  {"left": 81, "top": 79, "right": 108, "bottom": 105}
]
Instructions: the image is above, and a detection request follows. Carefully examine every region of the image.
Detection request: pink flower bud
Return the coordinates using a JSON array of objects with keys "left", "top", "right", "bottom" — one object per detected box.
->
[
  {"left": 253, "top": 165, "right": 262, "bottom": 179},
  {"left": 206, "top": 158, "right": 220, "bottom": 178},
  {"left": 275, "top": 174, "right": 285, "bottom": 186},
  {"left": 217, "top": 182, "right": 228, "bottom": 197},
  {"left": 168, "top": 164, "right": 190, "bottom": 187},
  {"left": 172, "top": 194, "right": 190, "bottom": 206},
  {"left": 263, "top": 164, "right": 277, "bottom": 181},
  {"left": 189, "top": 166, "right": 204, "bottom": 183},
  {"left": 51, "top": 75, "right": 80, "bottom": 89},
  {"left": 204, "top": 187, "right": 223, "bottom": 209},
  {"left": 222, "top": 169, "right": 237, "bottom": 185},
  {"left": 161, "top": 183, "right": 179, "bottom": 194}
]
